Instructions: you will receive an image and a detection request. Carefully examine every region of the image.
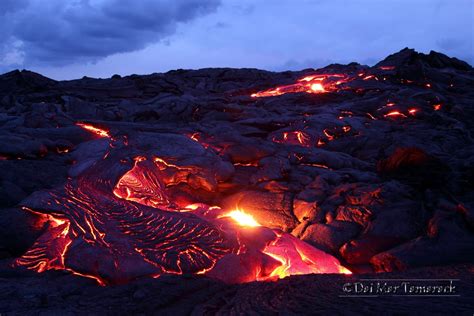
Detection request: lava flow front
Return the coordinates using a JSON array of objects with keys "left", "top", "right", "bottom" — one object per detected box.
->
[
  {"left": 251, "top": 74, "right": 351, "bottom": 97},
  {"left": 14, "top": 126, "right": 350, "bottom": 285}
]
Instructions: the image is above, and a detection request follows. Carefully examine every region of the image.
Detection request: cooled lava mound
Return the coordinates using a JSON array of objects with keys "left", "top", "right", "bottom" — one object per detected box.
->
[{"left": 0, "top": 48, "right": 474, "bottom": 311}]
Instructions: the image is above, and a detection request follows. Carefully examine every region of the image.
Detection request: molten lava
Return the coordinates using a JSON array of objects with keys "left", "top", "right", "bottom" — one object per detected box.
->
[
  {"left": 273, "top": 130, "right": 312, "bottom": 147},
  {"left": 310, "top": 83, "right": 325, "bottom": 92},
  {"left": 14, "top": 134, "right": 351, "bottom": 285},
  {"left": 76, "top": 123, "right": 110, "bottom": 138},
  {"left": 222, "top": 210, "right": 261, "bottom": 227},
  {"left": 384, "top": 111, "right": 407, "bottom": 118},
  {"left": 251, "top": 74, "right": 350, "bottom": 98},
  {"left": 262, "top": 234, "right": 352, "bottom": 278}
]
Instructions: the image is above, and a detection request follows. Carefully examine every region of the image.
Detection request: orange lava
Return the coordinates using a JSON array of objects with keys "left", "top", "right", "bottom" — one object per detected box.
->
[
  {"left": 112, "top": 161, "right": 353, "bottom": 282},
  {"left": 251, "top": 74, "right": 350, "bottom": 98},
  {"left": 378, "top": 66, "right": 395, "bottom": 71},
  {"left": 273, "top": 131, "right": 312, "bottom": 147},
  {"left": 384, "top": 111, "right": 407, "bottom": 118},
  {"left": 76, "top": 123, "right": 110, "bottom": 138},
  {"left": 16, "top": 144, "right": 352, "bottom": 285},
  {"left": 310, "top": 83, "right": 325, "bottom": 92},
  {"left": 217, "top": 209, "right": 351, "bottom": 281},
  {"left": 113, "top": 157, "right": 170, "bottom": 208},
  {"left": 262, "top": 234, "right": 352, "bottom": 279},
  {"left": 14, "top": 209, "right": 106, "bottom": 286},
  {"left": 221, "top": 210, "right": 261, "bottom": 227},
  {"left": 408, "top": 108, "right": 418, "bottom": 115},
  {"left": 111, "top": 157, "right": 353, "bottom": 281}
]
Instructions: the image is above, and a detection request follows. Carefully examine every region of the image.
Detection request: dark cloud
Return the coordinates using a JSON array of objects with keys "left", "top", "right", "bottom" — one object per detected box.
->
[{"left": 1, "top": 0, "right": 220, "bottom": 66}]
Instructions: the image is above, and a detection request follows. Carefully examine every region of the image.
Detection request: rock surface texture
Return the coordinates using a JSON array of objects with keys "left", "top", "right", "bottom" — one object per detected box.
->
[{"left": 0, "top": 48, "right": 473, "bottom": 314}]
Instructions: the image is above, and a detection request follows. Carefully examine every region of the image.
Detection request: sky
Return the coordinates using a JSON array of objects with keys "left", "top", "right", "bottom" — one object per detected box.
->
[{"left": 0, "top": 0, "right": 472, "bottom": 80}]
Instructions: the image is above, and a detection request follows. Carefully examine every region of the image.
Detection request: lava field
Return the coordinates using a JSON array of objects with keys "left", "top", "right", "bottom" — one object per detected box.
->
[{"left": 0, "top": 48, "right": 473, "bottom": 314}]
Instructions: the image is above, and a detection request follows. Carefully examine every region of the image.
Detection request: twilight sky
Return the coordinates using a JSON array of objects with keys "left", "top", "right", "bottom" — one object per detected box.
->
[{"left": 0, "top": 0, "right": 472, "bottom": 80}]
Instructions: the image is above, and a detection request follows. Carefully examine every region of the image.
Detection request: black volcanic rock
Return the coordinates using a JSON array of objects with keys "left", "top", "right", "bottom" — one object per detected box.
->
[
  {"left": 0, "top": 70, "right": 57, "bottom": 95},
  {"left": 376, "top": 47, "right": 472, "bottom": 71},
  {"left": 377, "top": 147, "right": 450, "bottom": 188}
]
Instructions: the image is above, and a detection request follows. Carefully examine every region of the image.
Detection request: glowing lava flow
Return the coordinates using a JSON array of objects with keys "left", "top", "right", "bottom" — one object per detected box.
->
[
  {"left": 251, "top": 74, "right": 350, "bottom": 98},
  {"left": 221, "top": 210, "right": 261, "bottom": 227},
  {"left": 262, "top": 233, "right": 352, "bottom": 278},
  {"left": 15, "top": 136, "right": 351, "bottom": 285},
  {"left": 15, "top": 208, "right": 106, "bottom": 286},
  {"left": 76, "top": 123, "right": 110, "bottom": 138},
  {"left": 15, "top": 210, "right": 71, "bottom": 273},
  {"left": 273, "top": 131, "right": 312, "bottom": 147},
  {"left": 384, "top": 111, "right": 407, "bottom": 118},
  {"left": 210, "top": 208, "right": 351, "bottom": 282},
  {"left": 383, "top": 108, "right": 420, "bottom": 119}
]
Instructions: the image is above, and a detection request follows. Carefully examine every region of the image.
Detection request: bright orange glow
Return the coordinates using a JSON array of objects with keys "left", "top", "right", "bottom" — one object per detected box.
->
[
  {"left": 222, "top": 210, "right": 261, "bottom": 227},
  {"left": 425, "top": 83, "right": 431, "bottom": 88},
  {"left": 408, "top": 108, "right": 418, "bottom": 115},
  {"left": 18, "top": 149, "right": 353, "bottom": 285},
  {"left": 186, "top": 132, "right": 215, "bottom": 150},
  {"left": 189, "top": 132, "right": 200, "bottom": 142},
  {"left": 339, "top": 266, "right": 353, "bottom": 274},
  {"left": 113, "top": 157, "right": 170, "bottom": 207},
  {"left": 251, "top": 74, "right": 351, "bottom": 98},
  {"left": 299, "top": 75, "right": 320, "bottom": 82},
  {"left": 310, "top": 83, "right": 325, "bottom": 92},
  {"left": 13, "top": 211, "right": 109, "bottom": 285},
  {"left": 76, "top": 123, "right": 110, "bottom": 138},
  {"left": 433, "top": 104, "right": 442, "bottom": 111},
  {"left": 261, "top": 234, "right": 351, "bottom": 280},
  {"left": 384, "top": 111, "right": 407, "bottom": 118},
  {"left": 323, "top": 129, "right": 334, "bottom": 141},
  {"left": 154, "top": 156, "right": 176, "bottom": 167},
  {"left": 295, "top": 131, "right": 310, "bottom": 146},
  {"left": 273, "top": 131, "right": 312, "bottom": 147},
  {"left": 378, "top": 66, "right": 395, "bottom": 71},
  {"left": 183, "top": 204, "right": 200, "bottom": 211}
]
